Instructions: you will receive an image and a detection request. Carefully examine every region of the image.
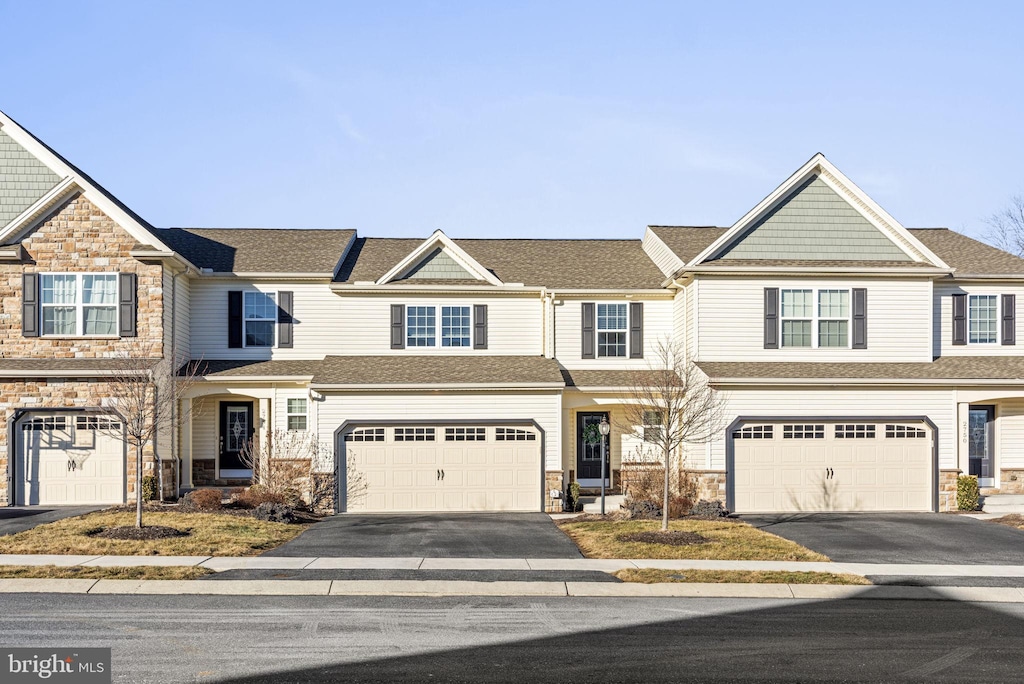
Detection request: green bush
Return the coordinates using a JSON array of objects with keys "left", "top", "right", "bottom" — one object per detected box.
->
[
  {"left": 141, "top": 475, "right": 158, "bottom": 502},
  {"left": 565, "top": 481, "right": 582, "bottom": 512},
  {"left": 957, "top": 475, "right": 980, "bottom": 511}
]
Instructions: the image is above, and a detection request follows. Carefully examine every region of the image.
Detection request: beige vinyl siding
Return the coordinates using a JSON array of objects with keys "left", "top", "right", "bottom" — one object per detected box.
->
[
  {"left": 189, "top": 280, "right": 544, "bottom": 359},
  {"left": 554, "top": 298, "right": 674, "bottom": 369},
  {"left": 673, "top": 287, "right": 687, "bottom": 360},
  {"left": 695, "top": 276, "right": 932, "bottom": 362},
  {"left": 710, "top": 386, "right": 955, "bottom": 470},
  {"left": 642, "top": 227, "right": 684, "bottom": 277},
  {"left": 170, "top": 273, "right": 191, "bottom": 365},
  {"left": 317, "top": 391, "right": 562, "bottom": 471},
  {"left": 997, "top": 400, "right": 1024, "bottom": 470},
  {"left": 933, "top": 282, "right": 1024, "bottom": 357},
  {"left": 189, "top": 395, "right": 222, "bottom": 462}
]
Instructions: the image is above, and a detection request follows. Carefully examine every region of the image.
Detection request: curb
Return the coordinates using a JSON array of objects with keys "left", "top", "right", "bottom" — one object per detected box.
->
[{"left": 0, "top": 579, "right": 1023, "bottom": 602}]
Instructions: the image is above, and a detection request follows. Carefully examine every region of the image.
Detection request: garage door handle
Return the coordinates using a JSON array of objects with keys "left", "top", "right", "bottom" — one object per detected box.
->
[
  {"left": 441, "top": 469, "right": 445, "bottom": 481},
  {"left": 437, "top": 469, "right": 440, "bottom": 481}
]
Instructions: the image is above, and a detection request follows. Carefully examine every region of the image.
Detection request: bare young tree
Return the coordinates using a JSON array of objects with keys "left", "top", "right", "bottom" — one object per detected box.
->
[
  {"left": 984, "top": 195, "right": 1024, "bottom": 257},
  {"left": 102, "top": 344, "right": 199, "bottom": 528},
  {"left": 620, "top": 339, "right": 725, "bottom": 531}
]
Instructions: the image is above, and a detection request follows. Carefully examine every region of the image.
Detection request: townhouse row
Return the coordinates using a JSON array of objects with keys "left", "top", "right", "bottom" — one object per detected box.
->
[{"left": 3, "top": 109, "right": 1024, "bottom": 514}]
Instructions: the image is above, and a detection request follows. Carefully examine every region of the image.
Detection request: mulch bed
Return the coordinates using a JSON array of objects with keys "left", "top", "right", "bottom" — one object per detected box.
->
[
  {"left": 91, "top": 525, "right": 190, "bottom": 540},
  {"left": 617, "top": 531, "right": 711, "bottom": 546}
]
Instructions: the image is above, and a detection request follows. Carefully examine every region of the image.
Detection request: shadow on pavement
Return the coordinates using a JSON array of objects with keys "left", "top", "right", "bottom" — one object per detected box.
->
[{"left": 213, "top": 586, "right": 1024, "bottom": 683}]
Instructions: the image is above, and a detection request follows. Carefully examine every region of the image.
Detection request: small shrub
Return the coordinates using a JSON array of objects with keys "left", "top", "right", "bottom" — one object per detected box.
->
[
  {"left": 231, "top": 487, "right": 286, "bottom": 509},
  {"left": 180, "top": 489, "right": 223, "bottom": 512},
  {"left": 253, "top": 502, "right": 296, "bottom": 523},
  {"left": 957, "top": 475, "right": 980, "bottom": 511},
  {"left": 667, "top": 494, "right": 695, "bottom": 519},
  {"left": 141, "top": 475, "right": 158, "bottom": 502},
  {"left": 565, "top": 481, "right": 582, "bottom": 512},
  {"left": 690, "top": 499, "right": 730, "bottom": 518}
]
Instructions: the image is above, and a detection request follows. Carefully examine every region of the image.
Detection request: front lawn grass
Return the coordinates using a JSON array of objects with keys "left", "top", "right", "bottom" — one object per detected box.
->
[
  {"left": 557, "top": 518, "right": 828, "bottom": 561},
  {"left": 0, "top": 565, "right": 214, "bottom": 580},
  {"left": 614, "top": 568, "right": 870, "bottom": 585},
  {"left": 0, "top": 510, "right": 306, "bottom": 556}
]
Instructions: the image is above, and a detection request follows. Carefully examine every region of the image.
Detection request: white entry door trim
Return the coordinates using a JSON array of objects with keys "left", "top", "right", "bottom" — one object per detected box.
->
[{"left": 726, "top": 415, "right": 938, "bottom": 513}]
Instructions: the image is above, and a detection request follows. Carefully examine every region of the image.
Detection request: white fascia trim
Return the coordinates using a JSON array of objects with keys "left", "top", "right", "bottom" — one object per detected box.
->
[
  {"left": 376, "top": 229, "right": 503, "bottom": 286},
  {"left": 198, "top": 375, "right": 314, "bottom": 383},
  {"left": 951, "top": 274, "right": 1024, "bottom": 281},
  {"left": 549, "top": 289, "right": 675, "bottom": 297},
  {"left": 0, "top": 176, "right": 78, "bottom": 242},
  {"left": 707, "top": 377, "right": 1024, "bottom": 387},
  {"left": 642, "top": 226, "right": 684, "bottom": 277},
  {"left": 687, "top": 153, "right": 950, "bottom": 269},
  {"left": 310, "top": 382, "right": 566, "bottom": 391},
  {"left": 564, "top": 385, "right": 634, "bottom": 393},
  {"left": 0, "top": 112, "right": 175, "bottom": 254},
  {"left": 682, "top": 266, "right": 953, "bottom": 277},
  {"left": 331, "top": 283, "right": 542, "bottom": 295}
]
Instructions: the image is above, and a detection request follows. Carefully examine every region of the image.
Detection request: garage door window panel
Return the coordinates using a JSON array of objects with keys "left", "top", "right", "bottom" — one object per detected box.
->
[
  {"left": 783, "top": 424, "right": 824, "bottom": 439},
  {"left": 345, "top": 428, "right": 385, "bottom": 442},
  {"left": 835, "top": 424, "right": 875, "bottom": 439},
  {"left": 445, "top": 427, "right": 485, "bottom": 441},
  {"left": 733, "top": 425, "right": 773, "bottom": 439},
  {"left": 395, "top": 427, "right": 435, "bottom": 442},
  {"left": 885, "top": 425, "right": 927, "bottom": 438},
  {"left": 495, "top": 427, "right": 535, "bottom": 441}
]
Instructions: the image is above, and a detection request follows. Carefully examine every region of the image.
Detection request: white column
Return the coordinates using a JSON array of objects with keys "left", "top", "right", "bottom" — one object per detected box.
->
[{"left": 956, "top": 401, "right": 970, "bottom": 474}]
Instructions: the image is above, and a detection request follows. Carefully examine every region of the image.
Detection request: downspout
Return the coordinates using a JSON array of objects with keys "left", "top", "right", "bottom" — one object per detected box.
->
[
  {"left": 542, "top": 289, "right": 555, "bottom": 359},
  {"left": 169, "top": 268, "right": 188, "bottom": 499}
]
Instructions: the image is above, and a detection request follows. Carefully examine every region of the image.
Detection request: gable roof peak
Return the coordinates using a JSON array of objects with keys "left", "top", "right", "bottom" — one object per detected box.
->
[{"left": 375, "top": 228, "right": 504, "bottom": 286}]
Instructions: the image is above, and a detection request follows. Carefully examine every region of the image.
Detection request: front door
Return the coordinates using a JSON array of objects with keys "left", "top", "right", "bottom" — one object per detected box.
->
[
  {"left": 576, "top": 412, "right": 610, "bottom": 484},
  {"left": 219, "top": 402, "right": 254, "bottom": 478},
  {"left": 968, "top": 405, "right": 995, "bottom": 486}
]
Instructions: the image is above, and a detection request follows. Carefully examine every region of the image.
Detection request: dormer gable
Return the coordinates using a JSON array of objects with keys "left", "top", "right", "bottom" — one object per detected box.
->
[
  {"left": 376, "top": 229, "right": 503, "bottom": 285},
  {"left": 690, "top": 153, "right": 950, "bottom": 269}
]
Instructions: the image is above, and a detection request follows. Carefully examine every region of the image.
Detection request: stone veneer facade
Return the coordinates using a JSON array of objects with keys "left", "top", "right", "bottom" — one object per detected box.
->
[
  {"left": 1001, "top": 468, "right": 1024, "bottom": 495},
  {"left": 939, "top": 469, "right": 961, "bottom": 512},
  {"left": 0, "top": 194, "right": 165, "bottom": 506}
]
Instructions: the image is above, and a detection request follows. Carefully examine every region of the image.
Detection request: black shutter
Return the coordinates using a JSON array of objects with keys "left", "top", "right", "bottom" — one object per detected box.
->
[
  {"left": 118, "top": 273, "right": 137, "bottom": 338},
  {"left": 473, "top": 304, "right": 488, "bottom": 349},
  {"left": 764, "top": 288, "right": 779, "bottom": 349},
  {"left": 952, "top": 293, "right": 967, "bottom": 346},
  {"left": 581, "top": 302, "right": 595, "bottom": 359},
  {"left": 852, "top": 288, "right": 867, "bottom": 349},
  {"left": 22, "top": 273, "right": 39, "bottom": 338},
  {"left": 629, "top": 302, "right": 643, "bottom": 358},
  {"left": 391, "top": 304, "right": 405, "bottom": 349},
  {"left": 278, "top": 291, "right": 294, "bottom": 348},
  {"left": 1003, "top": 294, "right": 1016, "bottom": 346},
  {"left": 228, "top": 291, "right": 243, "bottom": 348}
]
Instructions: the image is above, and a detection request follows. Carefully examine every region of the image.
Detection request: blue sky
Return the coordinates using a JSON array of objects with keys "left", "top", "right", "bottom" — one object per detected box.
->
[{"left": 2, "top": 1, "right": 1022, "bottom": 240}]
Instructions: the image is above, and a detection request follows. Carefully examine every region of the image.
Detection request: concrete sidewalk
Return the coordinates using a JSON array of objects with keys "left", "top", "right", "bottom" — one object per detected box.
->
[
  {"left": 0, "top": 577, "right": 1023, "bottom": 602},
  {"left": 1, "top": 554, "right": 1023, "bottom": 577}
]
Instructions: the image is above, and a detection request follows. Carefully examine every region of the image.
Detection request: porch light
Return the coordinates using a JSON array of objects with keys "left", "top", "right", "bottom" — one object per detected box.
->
[{"left": 599, "top": 417, "right": 610, "bottom": 514}]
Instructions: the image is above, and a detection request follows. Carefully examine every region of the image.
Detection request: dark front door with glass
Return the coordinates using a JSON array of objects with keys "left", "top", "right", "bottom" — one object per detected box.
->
[
  {"left": 968, "top": 405, "right": 994, "bottom": 480},
  {"left": 219, "top": 401, "right": 254, "bottom": 475},
  {"left": 577, "top": 412, "right": 610, "bottom": 482}
]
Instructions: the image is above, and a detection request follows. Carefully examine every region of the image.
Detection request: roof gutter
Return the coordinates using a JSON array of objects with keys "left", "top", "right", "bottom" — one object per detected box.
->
[
  {"left": 676, "top": 266, "right": 953, "bottom": 277},
  {"left": 309, "top": 382, "right": 566, "bottom": 391},
  {"left": 706, "top": 376, "right": 1024, "bottom": 387},
  {"left": 197, "top": 375, "right": 315, "bottom": 383}
]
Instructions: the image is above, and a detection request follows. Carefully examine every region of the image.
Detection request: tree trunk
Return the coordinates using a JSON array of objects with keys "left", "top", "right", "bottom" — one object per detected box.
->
[
  {"left": 136, "top": 443, "right": 144, "bottom": 529},
  {"left": 662, "top": 445, "right": 670, "bottom": 532}
]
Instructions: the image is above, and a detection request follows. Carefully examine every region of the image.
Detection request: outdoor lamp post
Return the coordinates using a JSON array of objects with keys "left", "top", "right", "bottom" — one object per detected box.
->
[{"left": 599, "top": 417, "right": 610, "bottom": 514}]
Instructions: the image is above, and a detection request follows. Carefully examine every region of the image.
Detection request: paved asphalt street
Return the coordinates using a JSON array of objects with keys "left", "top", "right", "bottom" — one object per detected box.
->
[
  {"left": 0, "top": 506, "right": 101, "bottom": 536},
  {"left": 2, "top": 593, "right": 1023, "bottom": 682}
]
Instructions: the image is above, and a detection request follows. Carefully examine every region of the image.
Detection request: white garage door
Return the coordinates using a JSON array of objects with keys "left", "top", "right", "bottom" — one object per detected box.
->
[
  {"left": 732, "top": 420, "right": 933, "bottom": 513},
  {"left": 340, "top": 425, "right": 541, "bottom": 512},
  {"left": 17, "top": 414, "right": 125, "bottom": 506}
]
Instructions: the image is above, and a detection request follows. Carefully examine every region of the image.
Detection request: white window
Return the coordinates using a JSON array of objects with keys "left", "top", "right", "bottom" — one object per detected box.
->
[
  {"left": 244, "top": 291, "right": 277, "bottom": 347},
  {"left": 642, "top": 410, "right": 663, "bottom": 442},
  {"left": 969, "top": 295, "right": 998, "bottom": 344},
  {"left": 286, "top": 398, "right": 307, "bottom": 431},
  {"left": 441, "top": 306, "right": 471, "bottom": 347},
  {"left": 597, "top": 303, "right": 628, "bottom": 357},
  {"left": 40, "top": 273, "right": 118, "bottom": 336},
  {"left": 406, "top": 305, "right": 473, "bottom": 348},
  {"left": 780, "top": 288, "right": 850, "bottom": 349},
  {"left": 407, "top": 306, "right": 436, "bottom": 347}
]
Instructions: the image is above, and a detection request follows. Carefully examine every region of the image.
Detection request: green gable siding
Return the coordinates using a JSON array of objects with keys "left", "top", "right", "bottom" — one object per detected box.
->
[
  {"left": 0, "top": 130, "right": 62, "bottom": 227},
  {"left": 716, "top": 174, "right": 911, "bottom": 261},
  {"left": 400, "top": 247, "right": 477, "bottom": 280}
]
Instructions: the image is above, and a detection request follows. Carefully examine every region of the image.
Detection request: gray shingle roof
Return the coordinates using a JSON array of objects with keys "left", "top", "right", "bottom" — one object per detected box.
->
[
  {"left": 649, "top": 226, "right": 726, "bottom": 263},
  {"left": 909, "top": 228, "right": 1024, "bottom": 276},
  {"left": 698, "top": 357, "right": 1024, "bottom": 381},
  {"left": 560, "top": 369, "right": 674, "bottom": 388},
  {"left": 156, "top": 228, "right": 355, "bottom": 273},
  {"left": 335, "top": 237, "right": 667, "bottom": 289},
  {"left": 188, "top": 356, "right": 565, "bottom": 386}
]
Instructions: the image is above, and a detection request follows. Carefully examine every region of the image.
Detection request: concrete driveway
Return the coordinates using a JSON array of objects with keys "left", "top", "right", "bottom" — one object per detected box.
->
[
  {"left": 741, "top": 512, "right": 1024, "bottom": 564},
  {"left": 0, "top": 506, "right": 102, "bottom": 536},
  {"left": 263, "top": 512, "right": 583, "bottom": 558}
]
